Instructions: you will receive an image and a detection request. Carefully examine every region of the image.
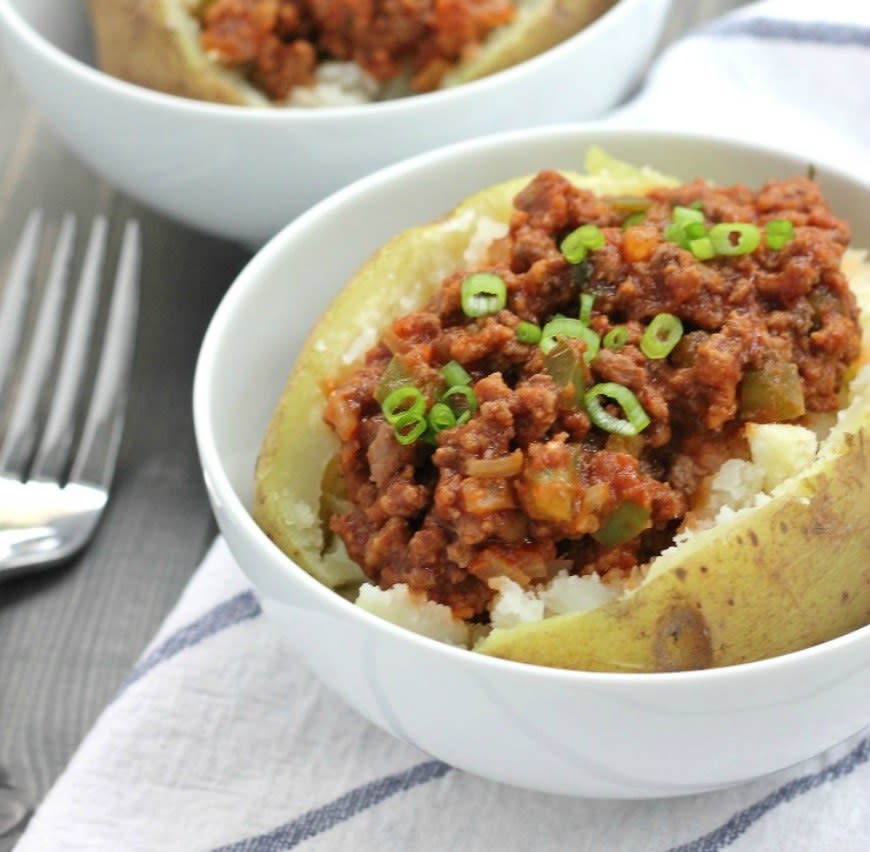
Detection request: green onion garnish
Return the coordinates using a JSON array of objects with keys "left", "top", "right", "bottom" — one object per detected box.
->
[
  {"left": 561, "top": 224, "right": 605, "bottom": 264},
  {"left": 441, "top": 360, "right": 471, "bottom": 387},
  {"left": 689, "top": 236, "right": 715, "bottom": 261},
  {"left": 672, "top": 205, "right": 704, "bottom": 226},
  {"left": 641, "top": 313, "right": 684, "bottom": 359},
  {"left": 709, "top": 222, "right": 761, "bottom": 256},
  {"left": 685, "top": 221, "right": 707, "bottom": 240},
  {"left": 428, "top": 402, "right": 457, "bottom": 433},
  {"left": 585, "top": 383, "right": 651, "bottom": 436},
  {"left": 603, "top": 326, "right": 629, "bottom": 350},
  {"left": 442, "top": 385, "right": 478, "bottom": 424},
  {"left": 579, "top": 293, "right": 594, "bottom": 326},
  {"left": 690, "top": 200, "right": 704, "bottom": 211},
  {"left": 393, "top": 411, "right": 428, "bottom": 445},
  {"left": 461, "top": 272, "right": 507, "bottom": 318},
  {"left": 664, "top": 222, "right": 690, "bottom": 249},
  {"left": 381, "top": 386, "right": 426, "bottom": 424},
  {"left": 622, "top": 213, "right": 646, "bottom": 228},
  {"left": 765, "top": 219, "right": 795, "bottom": 250},
  {"left": 539, "top": 317, "right": 600, "bottom": 362},
  {"left": 516, "top": 321, "right": 542, "bottom": 344}
]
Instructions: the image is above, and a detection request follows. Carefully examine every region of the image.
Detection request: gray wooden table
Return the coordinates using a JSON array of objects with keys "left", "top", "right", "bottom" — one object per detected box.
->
[{"left": 0, "top": 2, "right": 744, "bottom": 847}]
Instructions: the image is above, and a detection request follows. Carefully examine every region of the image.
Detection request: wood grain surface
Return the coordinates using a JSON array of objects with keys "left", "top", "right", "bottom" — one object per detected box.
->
[
  {"left": 0, "top": 2, "right": 745, "bottom": 847},
  {"left": 0, "top": 65, "right": 251, "bottom": 849}
]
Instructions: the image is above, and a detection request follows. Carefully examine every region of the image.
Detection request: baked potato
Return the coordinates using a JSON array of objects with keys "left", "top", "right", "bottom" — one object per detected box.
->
[
  {"left": 86, "top": 0, "right": 615, "bottom": 107},
  {"left": 254, "top": 150, "right": 870, "bottom": 672}
]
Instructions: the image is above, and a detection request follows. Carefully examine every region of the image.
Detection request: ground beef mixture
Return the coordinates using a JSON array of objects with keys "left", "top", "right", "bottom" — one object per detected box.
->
[
  {"left": 323, "top": 172, "right": 861, "bottom": 620},
  {"left": 198, "top": 0, "right": 515, "bottom": 99}
]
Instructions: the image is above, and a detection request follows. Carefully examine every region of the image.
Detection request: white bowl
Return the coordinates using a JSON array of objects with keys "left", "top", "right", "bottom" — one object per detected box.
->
[
  {"left": 0, "top": 0, "right": 670, "bottom": 246},
  {"left": 193, "top": 126, "right": 870, "bottom": 798}
]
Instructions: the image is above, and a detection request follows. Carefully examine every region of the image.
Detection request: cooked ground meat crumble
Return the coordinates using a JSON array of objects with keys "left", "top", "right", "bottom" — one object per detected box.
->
[
  {"left": 198, "top": 0, "right": 515, "bottom": 99},
  {"left": 323, "top": 172, "right": 861, "bottom": 620}
]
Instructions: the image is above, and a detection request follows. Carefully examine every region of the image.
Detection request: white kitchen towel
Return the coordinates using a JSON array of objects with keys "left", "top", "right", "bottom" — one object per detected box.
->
[{"left": 14, "top": 2, "right": 870, "bottom": 850}]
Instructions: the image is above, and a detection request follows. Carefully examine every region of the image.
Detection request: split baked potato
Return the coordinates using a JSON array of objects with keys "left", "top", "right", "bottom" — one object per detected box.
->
[
  {"left": 254, "top": 151, "right": 870, "bottom": 672},
  {"left": 86, "top": 0, "right": 615, "bottom": 107}
]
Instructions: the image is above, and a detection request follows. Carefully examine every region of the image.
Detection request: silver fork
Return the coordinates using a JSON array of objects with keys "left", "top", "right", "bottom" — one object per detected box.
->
[{"left": 0, "top": 212, "right": 140, "bottom": 580}]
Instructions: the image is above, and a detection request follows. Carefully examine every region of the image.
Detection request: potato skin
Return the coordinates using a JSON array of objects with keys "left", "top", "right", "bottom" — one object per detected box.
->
[
  {"left": 87, "top": 0, "right": 614, "bottom": 106},
  {"left": 478, "top": 427, "right": 870, "bottom": 671},
  {"left": 87, "top": 0, "right": 263, "bottom": 106},
  {"left": 254, "top": 165, "right": 870, "bottom": 672}
]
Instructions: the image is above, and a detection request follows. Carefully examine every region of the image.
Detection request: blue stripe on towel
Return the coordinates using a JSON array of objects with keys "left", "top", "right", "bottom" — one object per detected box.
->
[
  {"left": 213, "top": 760, "right": 452, "bottom": 852},
  {"left": 118, "top": 590, "right": 262, "bottom": 693},
  {"left": 669, "top": 736, "right": 870, "bottom": 852},
  {"left": 706, "top": 17, "right": 870, "bottom": 47}
]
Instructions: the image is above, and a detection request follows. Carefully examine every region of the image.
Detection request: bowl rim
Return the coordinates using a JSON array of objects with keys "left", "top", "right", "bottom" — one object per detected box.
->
[
  {"left": 0, "top": 0, "right": 651, "bottom": 120},
  {"left": 194, "top": 122, "right": 870, "bottom": 685}
]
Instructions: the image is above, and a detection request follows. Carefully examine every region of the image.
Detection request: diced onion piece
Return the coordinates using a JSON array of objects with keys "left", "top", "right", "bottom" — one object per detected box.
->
[
  {"left": 466, "top": 449, "right": 524, "bottom": 478},
  {"left": 374, "top": 356, "right": 412, "bottom": 404}
]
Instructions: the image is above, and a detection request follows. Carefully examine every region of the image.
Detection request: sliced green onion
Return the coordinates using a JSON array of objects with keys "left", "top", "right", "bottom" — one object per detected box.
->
[
  {"left": 393, "top": 411, "right": 427, "bottom": 445},
  {"left": 561, "top": 224, "right": 605, "bottom": 263},
  {"left": 664, "top": 222, "right": 690, "bottom": 249},
  {"left": 442, "top": 385, "right": 478, "bottom": 424},
  {"left": 765, "top": 218, "right": 795, "bottom": 250},
  {"left": 585, "top": 383, "right": 650, "bottom": 436},
  {"left": 382, "top": 386, "right": 426, "bottom": 424},
  {"left": 672, "top": 205, "right": 704, "bottom": 226},
  {"left": 579, "top": 293, "right": 595, "bottom": 326},
  {"left": 641, "top": 313, "right": 684, "bottom": 359},
  {"left": 516, "top": 321, "right": 542, "bottom": 344},
  {"left": 684, "top": 221, "right": 707, "bottom": 240},
  {"left": 428, "top": 402, "right": 457, "bottom": 433},
  {"left": 461, "top": 272, "right": 507, "bottom": 318},
  {"left": 622, "top": 213, "right": 646, "bottom": 228},
  {"left": 690, "top": 236, "right": 715, "bottom": 261},
  {"left": 593, "top": 502, "right": 652, "bottom": 547},
  {"left": 709, "top": 222, "right": 761, "bottom": 256},
  {"left": 690, "top": 200, "right": 704, "bottom": 211},
  {"left": 603, "top": 326, "right": 629, "bottom": 350},
  {"left": 540, "top": 317, "right": 600, "bottom": 362},
  {"left": 441, "top": 360, "right": 471, "bottom": 387}
]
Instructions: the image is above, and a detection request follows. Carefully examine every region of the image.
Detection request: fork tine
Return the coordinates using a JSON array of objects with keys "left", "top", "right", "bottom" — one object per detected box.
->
[
  {"left": 69, "top": 221, "right": 141, "bottom": 489},
  {"left": 0, "top": 210, "right": 43, "bottom": 405},
  {"left": 32, "top": 216, "right": 114, "bottom": 482},
  {"left": 0, "top": 214, "right": 79, "bottom": 479}
]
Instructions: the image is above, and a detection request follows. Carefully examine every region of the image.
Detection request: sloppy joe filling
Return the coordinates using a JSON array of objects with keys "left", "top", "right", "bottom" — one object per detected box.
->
[
  {"left": 323, "top": 173, "right": 861, "bottom": 620},
  {"left": 197, "top": 0, "right": 516, "bottom": 99}
]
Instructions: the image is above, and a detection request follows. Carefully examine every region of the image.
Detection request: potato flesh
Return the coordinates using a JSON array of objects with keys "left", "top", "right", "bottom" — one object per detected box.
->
[
  {"left": 255, "top": 153, "right": 870, "bottom": 672},
  {"left": 87, "top": 0, "right": 614, "bottom": 106}
]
